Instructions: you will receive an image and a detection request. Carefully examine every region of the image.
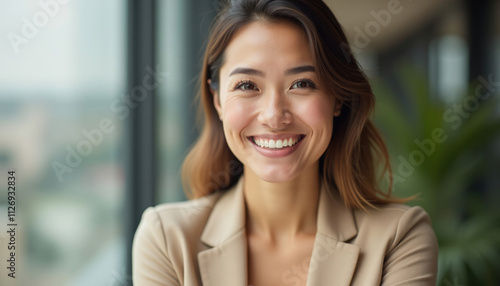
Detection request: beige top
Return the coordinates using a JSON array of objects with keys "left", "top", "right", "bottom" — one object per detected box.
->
[{"left": 132, "top": 177, "right": 438, "bottom": 285}]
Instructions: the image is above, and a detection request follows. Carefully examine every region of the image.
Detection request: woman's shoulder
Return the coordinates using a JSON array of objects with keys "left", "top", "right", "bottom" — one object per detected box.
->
[
  {"left": 351, "top": 203, "right": 437, "bottom": 251},
  {"left": 132, "top": 193, "right": 225, "bottom": 285},
  {"left": 139, "top": 192, "right": 222, "bottom": 233},
  {"left": 352, "top": 203, "right": 433, "bottom": 232},
  {"left": 348, "top": 204, "right": 439, "bottom": 284},
  {"left": 353, "top": 203, "right": 431, "bottom": 225}
]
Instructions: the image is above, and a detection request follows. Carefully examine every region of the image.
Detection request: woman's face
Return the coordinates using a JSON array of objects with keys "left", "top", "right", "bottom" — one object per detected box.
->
[{"left": 213, "top": 21, "right": 339, "bottom": 183}]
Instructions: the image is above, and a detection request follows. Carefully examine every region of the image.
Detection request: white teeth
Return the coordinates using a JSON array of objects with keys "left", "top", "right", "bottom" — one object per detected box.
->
[
  {"left": 276, "top": 140, "right": 283, "bottom": 148},
  {"left": 269, "top": 140, "right": 276, "bottom": 148},
  {"left": 253, "top": 137, "right": 301, "bottom": 149}
]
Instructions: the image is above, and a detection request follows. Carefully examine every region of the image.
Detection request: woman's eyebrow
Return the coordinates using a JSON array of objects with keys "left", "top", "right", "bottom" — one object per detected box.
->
[
  {"left": 229, "top": 67, "right": 264, "bottom": 77},
  {"left": 229, "top": 65, "right": 315, "bottom": 77},
  {"left": 285, "top": 65, "right": 315, "bottom": 75}
]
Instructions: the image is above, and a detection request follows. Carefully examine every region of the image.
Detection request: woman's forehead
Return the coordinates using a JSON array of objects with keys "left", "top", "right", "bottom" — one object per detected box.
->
[{"left": 220, "top": 21, "right": 314, "bottom": 75}]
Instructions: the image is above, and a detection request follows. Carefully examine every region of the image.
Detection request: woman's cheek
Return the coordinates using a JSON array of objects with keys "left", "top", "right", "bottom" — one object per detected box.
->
[
  {"left": 295, "top": 97, "right": 335, "bottom": 128},
  {"left": 223, "top": 99, "right": 256, "bottom": 132}
]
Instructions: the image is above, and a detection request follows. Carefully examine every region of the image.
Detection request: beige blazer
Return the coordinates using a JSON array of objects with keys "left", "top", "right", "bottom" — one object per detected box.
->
[{"left": 133, "top": 178, "right": 438, "bottom": 286}]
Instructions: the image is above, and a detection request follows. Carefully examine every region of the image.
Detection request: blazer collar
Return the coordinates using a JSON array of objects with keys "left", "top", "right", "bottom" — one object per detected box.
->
[
  {"left": 198, "top": 177, "right": 359, "bottom": 286},
  {"left": 200, "top": 177, "right": 246, "bottom": 247}
]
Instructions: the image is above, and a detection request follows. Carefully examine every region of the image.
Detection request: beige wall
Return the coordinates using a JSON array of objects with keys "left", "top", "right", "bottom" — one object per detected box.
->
[{"left": 325, "top": 0, "right": 455, "bottom": 52}]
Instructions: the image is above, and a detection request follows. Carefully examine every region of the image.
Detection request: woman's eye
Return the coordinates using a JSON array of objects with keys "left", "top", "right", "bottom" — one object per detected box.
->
[
  {"left": 291, "top": 79, "right": 317, "bottom": 89},
  {"left": 235, "top": 81, "right": 258, "bottom": 91}
]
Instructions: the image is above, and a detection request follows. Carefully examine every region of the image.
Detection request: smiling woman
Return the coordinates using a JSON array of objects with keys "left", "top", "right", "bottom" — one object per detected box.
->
[
  {"left": 132, "top": 1, "right": 438, "bottom": 285},
  {"left": 212, "top": 21, "right": 337, "bottom": 185}
]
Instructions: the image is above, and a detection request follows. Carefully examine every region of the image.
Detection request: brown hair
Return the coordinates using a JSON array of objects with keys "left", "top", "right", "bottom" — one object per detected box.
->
[{"left": 182, "top": 0, "right": 408, "bottom": 209}]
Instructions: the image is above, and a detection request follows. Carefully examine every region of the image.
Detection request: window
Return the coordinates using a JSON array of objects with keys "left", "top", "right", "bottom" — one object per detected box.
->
[{"left": 0, "top": 0, "right": 127, "bottom": 284}]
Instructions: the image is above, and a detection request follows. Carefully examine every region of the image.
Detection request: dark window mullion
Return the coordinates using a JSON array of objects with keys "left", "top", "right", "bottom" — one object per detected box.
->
[{"left": 126, "top": 0, "right": 157, "bottom": 282}]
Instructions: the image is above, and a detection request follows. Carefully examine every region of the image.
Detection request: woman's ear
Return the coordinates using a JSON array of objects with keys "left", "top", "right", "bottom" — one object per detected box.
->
[{"left": 208, "top": 79, "right": 222, "bottom": 119}]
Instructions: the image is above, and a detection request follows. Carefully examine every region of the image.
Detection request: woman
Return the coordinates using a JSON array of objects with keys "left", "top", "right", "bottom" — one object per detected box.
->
[{"left": 133, "top": 0, "right": 438, "bottom": 285}]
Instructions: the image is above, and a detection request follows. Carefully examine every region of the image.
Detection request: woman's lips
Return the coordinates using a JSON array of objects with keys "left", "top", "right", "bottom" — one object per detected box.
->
[
  {"left": 251, "top": 135, "right": 304, "bottom": 149},
  {"left": 248, "top": 135, "right": 305, "bottom": 157}
]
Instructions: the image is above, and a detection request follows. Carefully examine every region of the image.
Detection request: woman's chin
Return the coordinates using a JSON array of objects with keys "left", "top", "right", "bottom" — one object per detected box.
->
[{"left": 251, "top": 168, "right": 300, "bottom": 184}]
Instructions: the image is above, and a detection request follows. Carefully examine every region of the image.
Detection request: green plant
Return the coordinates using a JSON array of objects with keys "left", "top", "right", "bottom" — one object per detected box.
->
[{"left": 372, "top": 64, "right": 500, "bottom": 285}]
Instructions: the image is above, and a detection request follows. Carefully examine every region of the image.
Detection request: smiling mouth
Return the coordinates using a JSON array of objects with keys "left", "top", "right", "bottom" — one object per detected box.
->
[{"left": 251, "top": 135, "right": 304, "bottom": 149}]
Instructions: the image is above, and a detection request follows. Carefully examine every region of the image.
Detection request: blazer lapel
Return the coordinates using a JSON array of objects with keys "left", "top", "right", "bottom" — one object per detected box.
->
[
  {"left": 306, "top": 184, "right": 360, "bottom": 286},
  {"left": 197, "top": 178, "right": 360, "bottom": 286},
  {"left": 198, "top": 178, "right": 248, "bottom": 286}
]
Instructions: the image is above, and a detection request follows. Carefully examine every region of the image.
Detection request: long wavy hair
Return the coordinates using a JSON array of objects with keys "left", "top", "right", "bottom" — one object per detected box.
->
[{"left": 182, "top": 0, "right": 408, "bottom": 209}]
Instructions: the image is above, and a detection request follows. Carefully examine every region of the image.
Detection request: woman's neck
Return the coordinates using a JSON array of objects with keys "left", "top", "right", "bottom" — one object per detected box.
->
[{"left": 243, "top": 163, "right": 320, "bottom": 245}]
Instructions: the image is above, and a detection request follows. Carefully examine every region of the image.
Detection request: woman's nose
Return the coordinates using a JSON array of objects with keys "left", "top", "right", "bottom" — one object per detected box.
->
[{"left": 257, "top": 91, "right": 292, "bottom": 129}]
